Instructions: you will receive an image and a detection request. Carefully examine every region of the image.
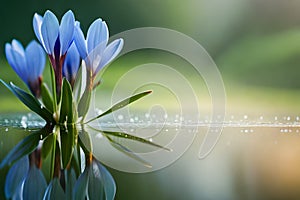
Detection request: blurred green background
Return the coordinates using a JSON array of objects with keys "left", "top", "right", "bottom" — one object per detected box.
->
[
  {"left": 1, "top": 0, "right": 300, "bottom": 113},
  {"left": 2, "top": 0, "right": 300, "bottom": 199}
]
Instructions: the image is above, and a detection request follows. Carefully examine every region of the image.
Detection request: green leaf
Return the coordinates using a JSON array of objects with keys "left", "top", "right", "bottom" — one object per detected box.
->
[
  {"left": 85, "top": 90, "right": 152, "bottom": 124},
  {"left": 41, "top": 83, "right": 54, "bottom": 113},
  {"left": 73, "top": 65, "right": 83, "bottom": 104},
  {"left": 59, "top": 78, "right": 74, "bottom": 124},
  {"left": 78, "top": 128, "right": 92, "bottom": 154},
  {"left": 60, "top": 125, "right": 76, "bottom": 169},
  {"left": 50, "top": 65, "right": 57, "bottom": 111},
  {"left": 50, "top": 127, "right": 58, "bottom": 179},
  {"left": 42, "top": 134, "right": 54, "bottom": 159},
  {"left": 78, "top": 89, "right": 91, "bottom": 119},
  {"left": 0, "top": 133, "right": 40, "bottom": 168},
  {"left": 0, "top": 79, "right": 53, "bottom": 122},
  {"left": 106, "top": 136, "right": 152, "bottom": 168},
  {"left": 103, "top": 130, "right": 171, "bottom": 151}
]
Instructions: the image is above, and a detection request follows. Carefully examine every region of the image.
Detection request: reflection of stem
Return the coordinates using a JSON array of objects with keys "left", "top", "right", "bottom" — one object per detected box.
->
[
  {"left": 29, "top": 147, "right": 42, "bottom": 168},
  {"left": 53, "top": 140, "right": 61, "bottom": 178}
]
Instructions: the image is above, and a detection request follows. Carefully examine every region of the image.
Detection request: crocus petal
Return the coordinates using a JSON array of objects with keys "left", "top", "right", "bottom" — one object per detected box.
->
[
  {"left": 11, "top": 39, "right": 25, "bottom": 57},
  {"left": 23, "top": 166, "right": 47, "bottom": 200},
  {"left": 5, "top": 43, "right": 26, "bottom": 83},
  {"left": 63, "top": 42, "right": 80, "bottom": 81},
  {"left": 5, "top": 43, "right": 17, "bottom": 71},
  {"left": 87, "top": 19, "right": 108, "bottom": 54},
  {"left": 87, "top": 160, "right": 105, "bottom": 199},
  {"left": 98, "top": 162, "right": 116, "bottom": 200},
  {"left": 74, "top": 23, "right": 88, "bottom": 59},
  {"left": 5, "top": 156, "right": 29, "bottom": 199},
  {"left": 25, "top": 40, "right": 45, "bottom": 81},
  {"left": 33, "top": 13, "right": 44, "bottom": 46},
  {"left": 96, "top": 39, "right": 123, "bottom": 74},
  {"left": 41, "top": 10, "right": 59, "bottom": 55},
  {"left": 59, "top": 10, "right": 75, "bottom": 55},
  {"left": 43, "top": 178, "right": 66, "bottom": 200},
  {"left": 11, "top": 40, "right": 28, "bottom": 82},
  {"left": 85, "top": 40, "right": 107, "bottom": 73}
]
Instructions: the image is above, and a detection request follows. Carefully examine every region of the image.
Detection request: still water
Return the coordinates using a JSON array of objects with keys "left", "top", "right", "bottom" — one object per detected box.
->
[{"left": 1, "top": 113, "right": 300, "bottom": 200}]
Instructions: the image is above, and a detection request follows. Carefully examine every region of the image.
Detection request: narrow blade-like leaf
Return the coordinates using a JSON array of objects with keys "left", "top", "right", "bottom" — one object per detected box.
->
[
  {"left": 0, "top": 133, "right": 40, "bottom": 168},
  {"left": 73, "top": 65, "right": 83, "bottom": 104},
  {"left": 41, "top": 83, "right": 54, "bottom": 113},
  {"left": 42, "top": 134, "right": 54, "bottom": 159},
  {"left": 60, "top": 125, "right": 76, "bottom": 169},
  {"left": 78, "top": 89, "right": 91, "bottom": 119},
  {"left": 59, "top": 78, "right": 74, "bottom": 124},
  {"left": 0, "top": 79, "right": 53, "bottom": 122},
  {"left": 50, "top": 64, "right": 57, "bottom": 111},
  {"left": 85, "top": 90, "right": 152, "bottom": 124},
  {"left": 106, "top": 136, "right": 152, "bottom": 168},
  {"left": 78, "top": 128, "right": 92, "bottom": 154},
  {"left": 103, "top": 130, "right": 171, "bottom": 151}
]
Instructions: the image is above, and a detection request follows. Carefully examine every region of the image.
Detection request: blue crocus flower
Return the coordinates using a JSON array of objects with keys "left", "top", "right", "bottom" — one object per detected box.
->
[
  {"left": 33, "top": 10, "right": 75, "bottom": 95},
  {"left": 63, "top": 42, "right": 81, "bottom": 87},
  {"left": 74, "top": 18, "right": 123, "bottom": 89},
  {"left": 5, "top": 39, "right": 45, "bottom": 97}
]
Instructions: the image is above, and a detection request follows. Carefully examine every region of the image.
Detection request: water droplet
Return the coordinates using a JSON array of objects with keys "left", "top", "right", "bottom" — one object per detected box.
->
[
  {"left": 149, "top": 138, "right": 153, "bottom": 142},
  {"left": 145, "top": 113, "right": 150, "bottom": 118},
  {"left": 244, "top": 115, "right": 248, "bottom": 120},
  {"left": 130, "top": 118, "right": 134, "bottom": 123},
  {"left": 5, "top": 128, "right": 8, "bottom": 132},
  {"left": 259, "top": 116, "right": 263, "bottom": 120},
  {"left": 117, "top": 115, "right": 124, "bottom": 120},
  {"left": 287, "top": 116, "right": 291, "bottom": 121}
]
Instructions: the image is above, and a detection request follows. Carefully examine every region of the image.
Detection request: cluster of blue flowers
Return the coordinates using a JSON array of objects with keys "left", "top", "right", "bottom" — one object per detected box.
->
[
  {"left": 2, "top": 10, "right": 125, "bottom": 200},
  {"left": 6, "top": 10, "right": 123, "bottom": 98},
  {"left": 2, "top": 9, "right": 159, "bottom": 200}
]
